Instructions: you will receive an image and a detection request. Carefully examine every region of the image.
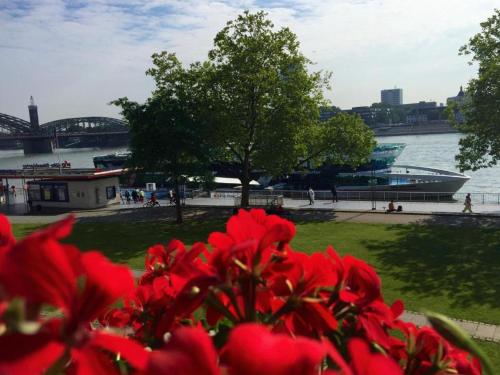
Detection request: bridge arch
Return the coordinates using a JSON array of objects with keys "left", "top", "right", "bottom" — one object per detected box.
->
[
  {"left": 40, "top": 117, "right": 128, "bottom": 133},
  {"left": 0, "top": 113, "right": 31, "bottom": 134}
]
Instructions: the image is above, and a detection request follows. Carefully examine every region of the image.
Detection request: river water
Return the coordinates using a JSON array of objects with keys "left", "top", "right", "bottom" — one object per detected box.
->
[{"left": 0, "top": 134, "right": 498, "bottom": 193}]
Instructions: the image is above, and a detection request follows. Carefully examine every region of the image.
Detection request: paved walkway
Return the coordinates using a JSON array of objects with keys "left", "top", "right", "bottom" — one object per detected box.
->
[
  {"left": 402, "top": 311, "right": 500, "bottom": 343},
  {"left": 188, "top": 196, "right": 500, "bottom": 215}
]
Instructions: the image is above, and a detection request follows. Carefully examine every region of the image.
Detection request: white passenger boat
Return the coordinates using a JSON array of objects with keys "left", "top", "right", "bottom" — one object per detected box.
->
[{"left": 337, "top": 165, "right": 470, "bottom": 196}]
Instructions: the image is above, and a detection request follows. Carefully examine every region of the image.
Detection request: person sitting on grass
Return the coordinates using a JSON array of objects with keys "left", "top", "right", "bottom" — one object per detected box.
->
[{"left": 386, "top": 200, "right": 396, "bottom": 213}]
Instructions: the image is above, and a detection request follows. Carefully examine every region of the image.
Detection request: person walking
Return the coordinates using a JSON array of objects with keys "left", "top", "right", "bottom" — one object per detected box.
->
[
  {"left": 308, "top": 186, "right": 315, "bottom": 205},
  {"left": 124, "top": 190, "right": 131, "bottom": 204},
  {"left": 131, "top": 189, "right": 138, "bottom": 203},
  {"left": 331, "top": 184, "right": 338, "bottom": 203},
  {"left": 462, "top": 193, "right": 473, "bottom": 213}
]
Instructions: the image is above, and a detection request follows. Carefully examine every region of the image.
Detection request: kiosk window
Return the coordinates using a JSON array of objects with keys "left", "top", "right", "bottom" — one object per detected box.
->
[
  {"left": 28, "top": 184, "right": 41, "bottom": 201},
  {"left": 106, "top": 186, "right": 116, "bottom": 199},
  {"left": 39, "top": 183, "right": 69, "bottom": 202}
]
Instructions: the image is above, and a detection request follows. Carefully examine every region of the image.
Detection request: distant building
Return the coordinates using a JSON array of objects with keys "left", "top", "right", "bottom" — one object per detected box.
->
[
  {"left": 348, "top": 106, "right": 376, "bottom": 125},
  {"left": 447, "top": 86, "right": 467, "bottom": 123},
  {"left": 447, "top": 86, "right": 466, "bottom": 106},
  {"left": 381, "top": 88, "right": 403, "bottom": 106},
  {"left": 401, "top": 101, "right": 447, "bottom": 124},
  {"left": 406, "top": 113, "right": 428, "bottom": 124},
  {"left": 400, "top": 101, "right": 437, "bottom": 111}
]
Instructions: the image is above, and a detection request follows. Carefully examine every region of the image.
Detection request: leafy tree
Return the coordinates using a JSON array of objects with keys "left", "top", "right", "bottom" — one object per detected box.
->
[
  {"left": 454, "top": 9, "right": 500, "bottom": 171},
  {"left": 113, "top": 53, "right": 213, "bottom": 223},
  {"left": 207, "top": 11, "right": 374, "bottom": 206},
  {"left": 297, "top": 113, "right": 375, "bottom": 169}
]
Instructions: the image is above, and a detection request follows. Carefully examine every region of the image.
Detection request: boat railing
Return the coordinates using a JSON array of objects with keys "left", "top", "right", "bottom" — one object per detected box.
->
[{"left": 258, "top": 190, "right": 500, "bottom": 204}]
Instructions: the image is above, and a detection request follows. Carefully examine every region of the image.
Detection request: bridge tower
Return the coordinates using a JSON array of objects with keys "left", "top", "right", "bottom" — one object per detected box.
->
[
  {"left": 23, "top": 96, "right": 53, "bottom": 154},
  {"left": 28, "top": 96, "right": 40, "bottom": 130}
]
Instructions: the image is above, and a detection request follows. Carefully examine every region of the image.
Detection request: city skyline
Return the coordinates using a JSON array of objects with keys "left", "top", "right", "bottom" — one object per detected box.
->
[{"left": 0, "top": 0, "right": 498, "bottom": 122}]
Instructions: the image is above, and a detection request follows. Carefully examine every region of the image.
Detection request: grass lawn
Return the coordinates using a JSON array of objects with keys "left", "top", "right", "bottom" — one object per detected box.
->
[
  {"left": 477, "top": 341, "right": 500, "bottom": 369},
  {"left": 11, "top": 219, "right": 500, "bottom": 363}
]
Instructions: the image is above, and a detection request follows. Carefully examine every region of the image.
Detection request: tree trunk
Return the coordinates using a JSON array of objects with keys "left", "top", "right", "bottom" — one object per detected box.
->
[
  {"left": 173, "top": 177, "right": 183, "bottom": 224},
  {"left": 240, "top": 154, "right": 251, "bottom": 208}
]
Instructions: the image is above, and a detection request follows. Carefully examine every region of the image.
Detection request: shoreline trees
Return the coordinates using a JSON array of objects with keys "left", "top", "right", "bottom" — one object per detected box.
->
[{"left": 453, "top": 9, "right": 500, "bottom": 171}]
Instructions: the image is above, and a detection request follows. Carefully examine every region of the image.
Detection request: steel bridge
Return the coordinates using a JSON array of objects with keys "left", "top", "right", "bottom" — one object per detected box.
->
[{"left": 0, "top": 113, "right": 129, "bottom": 153}]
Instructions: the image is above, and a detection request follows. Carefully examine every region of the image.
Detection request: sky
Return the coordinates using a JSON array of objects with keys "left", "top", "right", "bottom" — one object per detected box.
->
[{"left": 0, "top": 0, "right": 498, "bottom": 123}]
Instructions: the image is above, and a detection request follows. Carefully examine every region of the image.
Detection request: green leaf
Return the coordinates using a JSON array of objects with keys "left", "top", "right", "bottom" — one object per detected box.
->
[{"left": 425, "top": 311, "right": 494, "bottom": 375}]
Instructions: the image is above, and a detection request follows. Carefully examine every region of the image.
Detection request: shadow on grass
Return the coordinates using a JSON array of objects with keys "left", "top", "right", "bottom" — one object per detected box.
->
[
  {"left": 365, "top": 216, "right": 500, "bottom": 309},
  {"left": 66, "top": 219, "right": 226, "bottom": 268},
  {"left": 75, "top": 206, "right": 235, "bottom": 224},
  {"left": 289, "top": 210, "right": 338, "bottom": 224}
]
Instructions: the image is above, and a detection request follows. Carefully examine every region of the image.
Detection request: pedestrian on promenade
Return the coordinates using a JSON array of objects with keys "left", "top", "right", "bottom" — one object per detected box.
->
[
  {"left": 331, "top": 184, "right": 338, "bottom": 203},
  {"left": 131, "top": 189, "right": 138, "bottom": 203},
  {"left": 169, "top": 189, "right": 174, "bottom": 205},
  {"left": 124, "top": 190, "right": 131, "bottom": 204},
  {"left": 308, "top": 186, "right": 315, "bottom": 205},
  {"left": 463, "top": 193, "right": 473, "bottom": 213}
]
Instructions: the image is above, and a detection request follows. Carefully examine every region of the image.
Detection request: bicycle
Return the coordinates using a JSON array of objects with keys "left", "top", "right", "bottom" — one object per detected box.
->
[{"left": 143, "top": 200, "right": 160, "bottom": 207}]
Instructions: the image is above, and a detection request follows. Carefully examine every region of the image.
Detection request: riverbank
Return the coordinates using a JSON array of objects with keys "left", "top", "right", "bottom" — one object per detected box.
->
[{"left": 373, "top": 121, "right": 458, "bottom": 136}]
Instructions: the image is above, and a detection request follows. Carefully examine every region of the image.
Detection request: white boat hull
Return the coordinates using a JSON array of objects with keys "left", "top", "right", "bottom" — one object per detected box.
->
[{"left": 337, "top": 165, "right": 470, "bottom": 197}]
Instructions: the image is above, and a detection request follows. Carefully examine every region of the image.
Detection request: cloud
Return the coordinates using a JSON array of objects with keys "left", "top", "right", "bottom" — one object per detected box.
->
[{"left": 0, "top": 0, "right": 498, "bottom": 122}]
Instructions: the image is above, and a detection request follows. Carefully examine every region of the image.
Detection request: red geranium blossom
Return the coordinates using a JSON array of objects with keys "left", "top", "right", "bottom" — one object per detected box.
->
[
  {"left": 221, "top": 323, "right": 351, "bottom": 375},
  {"left": 348, "top": 338, "right": 403, "bottom": 375},
  {"left": 146, "top": 326, "right": 219, "bottom": 375},
  {"left": 0, "top": 216, "right": 147, "bottom": 374}
]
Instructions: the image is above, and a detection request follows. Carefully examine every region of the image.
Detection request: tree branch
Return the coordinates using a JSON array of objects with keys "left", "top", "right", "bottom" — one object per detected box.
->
[
  {"left": 293, "top": 145, "right": 330, "bottom": 170},
  {"left": 226, "top": 142, "right": 244, "bottom": 163}
]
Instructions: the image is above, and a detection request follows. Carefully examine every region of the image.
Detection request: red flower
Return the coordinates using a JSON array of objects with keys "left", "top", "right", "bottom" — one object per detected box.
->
[
  {"left": 0, "top": 216, "right": 80, "bottom": 313},
  {"left": 69, "top": 331, "right": 148, "bottom": 375},
  {"left": 0, "top": 332, "right": 65, "bottom": 374},
  {"left": 449, "top": 348, "right": 481, "bottom": 375},
  {"left": 0, "top": 214, "right": 15, "bottom": 256},
  {"left": 0, "top": 215, "right": 147, "bottom": 374},
  {"left": 208, "top": 209, "right": 295, "bottom": 279},
  {"left": 348, "top": 338, "right": 403, "bottom": 375},
  {"left": 146, "top": 326, "right": 219, "bottom": 375},
  {"left": 354, "top": 300, "right": 399, "bottom": 350},
  {"left": 339, "top": 255, "right": 381, "bottom": 308},
  {"left": 270, "top": 251, "right": 339, "bottom": 335},
  {"left": 141, "top": 239, "right": 209, "bottom": 284},
  {"left": 221, "top": 323, "right": 350, "bottom": 375}
]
